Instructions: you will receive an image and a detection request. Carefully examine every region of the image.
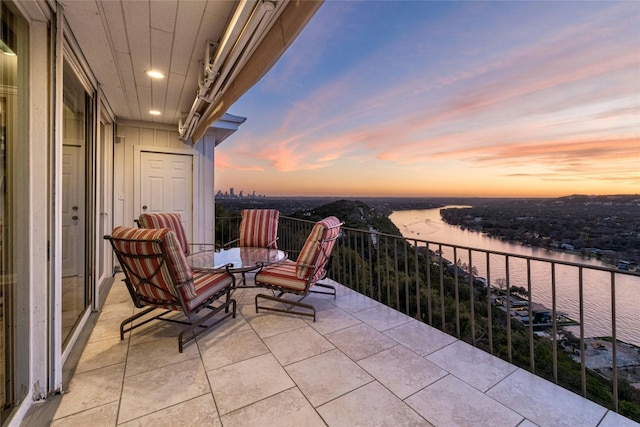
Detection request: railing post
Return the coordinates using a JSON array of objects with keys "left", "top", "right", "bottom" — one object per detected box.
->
[
  {"left": 527, "top": 258, "right": 534, "bottom": 373},
  {"left": 551, "top": 262, "right": 558, "bottom": 384},
  {"left": 579, "top": 266, "right": 586, "bottom": 397},
  {"left": 611, "top": 271, "right": 618, "bottom": 412},
  {"left": 469, "top": 249, "right": 475, "bottom": 345},
  {"left": 426, "top": 242, "right": 432, "bottom": 325},
  {"left": 506, "top": 256, "right": 512, "bottom": 363},
  {"left": 404, "top": 240, "right": 410, "bottom": 314},
  {"left": 453, "top": 246, "right": 460, "bottom": 338},
  {"left": 415, "top": 242, "right": 421, "bottom": 320},
  {"left": 486, "top": 252, "right": 493, "bottom": 355},
  {"left": 438, "top": 244, "right": 445, "bottom": 331}
]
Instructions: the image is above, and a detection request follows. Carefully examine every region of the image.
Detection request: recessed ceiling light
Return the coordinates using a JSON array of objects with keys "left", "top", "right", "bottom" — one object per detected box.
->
[
  {"left": 149, "top": 110, "right": 161, "bottom": 116},
  {"left": 146, "top": 70, "right": 164, "bottom": 79}
]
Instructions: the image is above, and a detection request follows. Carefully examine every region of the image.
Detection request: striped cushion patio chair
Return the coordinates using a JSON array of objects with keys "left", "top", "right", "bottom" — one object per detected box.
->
[
  {"left": 234, "top": 209, "right": 280, "bottom": 249},
  {"left": 254, "top": 216, "right": 342, "bottom": 321},
  {"left": 105, "top": 226, "right": 236, "bottom": 352},
  {"left": 224, "top": 209, "right": 280, "bottom": 287},
  {"left": 138, "top": 212, "right": 192, "bottom": 256}
]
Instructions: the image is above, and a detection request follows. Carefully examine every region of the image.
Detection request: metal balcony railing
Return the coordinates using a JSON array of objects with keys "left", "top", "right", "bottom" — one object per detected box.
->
[{"left": 215, "top": 214, "right": 640, "bottom": 419}]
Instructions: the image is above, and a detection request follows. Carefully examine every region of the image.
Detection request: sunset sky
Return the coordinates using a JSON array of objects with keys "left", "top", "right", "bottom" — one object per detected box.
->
[{"left": 215, "top": 0, "right": 640, "bottom": 198}]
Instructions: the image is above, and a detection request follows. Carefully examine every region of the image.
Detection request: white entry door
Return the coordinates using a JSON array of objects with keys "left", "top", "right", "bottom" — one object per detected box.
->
[{"left": 139, "top": 151, "right": 193, "bottom": 240}]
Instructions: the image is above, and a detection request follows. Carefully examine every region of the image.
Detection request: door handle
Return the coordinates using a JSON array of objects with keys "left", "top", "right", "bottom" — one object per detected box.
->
[
  {"left": 72, "top": 215, "right": 78, "bottom": 220},
  {"left": 72, "top": 206, "right": 78, "bottom": 211},
  {"left": 142, "top": 205, "right": 148, "bottom": 210}
]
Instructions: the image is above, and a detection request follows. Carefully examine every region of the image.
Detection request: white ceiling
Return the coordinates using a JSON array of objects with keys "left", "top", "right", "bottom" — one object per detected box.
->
[{"left": 60, "top": 0, "right": 239, "bottom": 126}]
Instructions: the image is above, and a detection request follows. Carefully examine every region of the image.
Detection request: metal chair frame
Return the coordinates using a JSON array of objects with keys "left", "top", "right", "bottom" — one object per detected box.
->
[{"left": 106, "top": 233, "right": 236, "bottom": 352}]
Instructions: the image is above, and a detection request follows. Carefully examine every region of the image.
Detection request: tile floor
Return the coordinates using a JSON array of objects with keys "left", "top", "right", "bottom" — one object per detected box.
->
[{"left": 49, "top": 274, "right": 637, "bottom": 426}]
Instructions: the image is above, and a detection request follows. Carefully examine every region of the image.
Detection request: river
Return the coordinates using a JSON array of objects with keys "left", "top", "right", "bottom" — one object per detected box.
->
[{"left": 390, "top": 207, "right": 640, "bottom": 347}]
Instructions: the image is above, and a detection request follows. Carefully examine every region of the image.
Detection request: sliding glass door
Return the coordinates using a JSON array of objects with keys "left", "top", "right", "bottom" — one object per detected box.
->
[
  {"left": 0, "top": 3, "right": 26, "bottom": 417},
  {"left": 61, "top": 59, "right": 94, "bottom": 348}
]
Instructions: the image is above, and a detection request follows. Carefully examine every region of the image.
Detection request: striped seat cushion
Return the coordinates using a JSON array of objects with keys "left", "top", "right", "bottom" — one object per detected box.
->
[
  {"left": 255, "top": 260, "right": 307, "bottom": 292},
  {"left": 111, "top": 226, "right": 197, "bottom": 302},
  {"left": 186, "top": 271, "right": 235, "bottom": 311},
  {"left": 239, "top": 209, "right": 279, "bottom": 249},
  {"left": 296, "top": 216, "right": 341, "bottom": 281},
  {"left": 139, "top": 213, "right": 190, "bottom": 256}
]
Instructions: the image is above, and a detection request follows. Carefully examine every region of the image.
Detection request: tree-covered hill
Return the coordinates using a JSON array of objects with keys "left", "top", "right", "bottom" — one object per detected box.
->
[
  {"left": 439, "top": 195, "right": 640, "bottom": 266},
  {"left": 289, "top": 199, "right": 401, "bottom": 235}
]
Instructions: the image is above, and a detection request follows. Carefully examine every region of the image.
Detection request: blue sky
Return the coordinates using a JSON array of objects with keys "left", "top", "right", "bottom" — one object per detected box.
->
[{"left": 216, "top": 0, "right": 640, "bottom": 197}]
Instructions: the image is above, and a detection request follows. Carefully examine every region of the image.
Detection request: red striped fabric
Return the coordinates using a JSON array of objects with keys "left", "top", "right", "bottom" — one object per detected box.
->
[
  {"left": 186, "top": 271, "right": 235, "bottom": 311},
  {"left": 296, "top": 216, "right": 341, "bottom": 281},
  {"left": 111, "top": 226, "right": 197, "bottom": 302},
  {"left": 238, "top": 209, "right": 279, "bottom": 249},
  {"left": 139, "top": 213, "right": 191, "bottom": 256},
  {"left": 256, "top": 260, "right": 307, "bottom": 291}
]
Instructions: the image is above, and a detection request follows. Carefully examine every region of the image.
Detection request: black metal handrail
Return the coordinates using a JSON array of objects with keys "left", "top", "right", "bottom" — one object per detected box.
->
[{"left": 215, "top": 213, "right": 640, "bottom": 419}]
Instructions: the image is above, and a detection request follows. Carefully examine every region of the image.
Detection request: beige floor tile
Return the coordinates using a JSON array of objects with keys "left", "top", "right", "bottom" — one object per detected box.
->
[
  {"left": 199, "top": 328, "right": 269, "bottom": 371},
  {"left": 285, "top": 348, "right": 373, "bottom": 407},
  {"left": 74, "top": 336, "right": 128, "bottom": 374},
  {"left": 98, "top": 300, "right": 135, "bottom": 322},
  {"left": 263, "top": 326, "right": 335, "bottom": 366},
  {"left": 406, "top": 375, "right": 524, "bottom": 427},
  {"left": 299, "top": 291, "right": 338, "bottom": 312},
  {"left": 486, "top": 368, "right": 608, "bottom": 426},
  {"left": 50, "top": 401, "right": 119, "bottom": 427},
  {"left": 427, "top": 340, "right": 517, "bottom": 392},
  {"left": 305, "top": 306, "right": 362, "bottom": 335},
  {"left": 124, "top": 334, "right": 200, "bottom": 377},
  {"left": 333, "top": 291, "right": 381, "bottom": 313},
  {"left": 232, "top": 287, "right": 263, "bottom": 305},
  {"left": 326, "top": 323, "right": 397, "bottom": 361},
  {"left": 318, "top": 381, "right": 432, "bottom": 426},
  {"left": 104, "top": 279, "right": 132, "bottom": 305},
  {"left": 598, "top": 411, "right": 640, "bottom": 427},
  {"left": 384, "top": 319, "right": 457, "bottom": 356},
  {"left": 358, "top": 344, "right": 447, "bottom": 399},
  {"left": 54, "top": 363, "right": 125, "bottom": 419},
  {"left": 118, "top": 394, "right": 221, "bottom": 427},
  {"left": 246, "top": 310, "right": 308, "bottom": 339},
  {"left": 352, "top": 304, "right": 413, "bottom": 331},
  {"left": 118, "top": 358, "right": 210, "bottom": 423},
  {"left": 126, "top": 313, "right": 192, "bottom": 347},
  {"left": 220, "top": 388, "right": 326, "bottom": 427},
  {"left": 208, "top": 353, "right": 295, "bottom": 415},
  {"left": 88, "top": 316, "right": 126, "bottom": 344},
  {"left": 197, "top": 310, "right": 251, "bottom": 339}
]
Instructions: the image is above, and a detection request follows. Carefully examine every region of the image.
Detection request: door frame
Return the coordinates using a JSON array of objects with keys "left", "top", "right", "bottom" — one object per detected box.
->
[
  {"left": 52, "top": 18, "right": 99, "bottom": 389},
  {"left": 95, "top": 100, "right": 114, "bottom": 309},
  {"left": 133, "top": 145, "right": 200, "bottom": 237}
]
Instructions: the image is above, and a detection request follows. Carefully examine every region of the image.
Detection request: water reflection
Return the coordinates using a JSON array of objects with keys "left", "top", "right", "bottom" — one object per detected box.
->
[{"left": 390, "top": 208, "right": 640, "bottom": 347}]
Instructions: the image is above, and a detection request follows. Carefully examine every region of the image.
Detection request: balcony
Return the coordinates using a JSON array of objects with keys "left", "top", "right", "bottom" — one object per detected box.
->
[
  {"left": 39, "top": 277, "right": 632, "bottom": 426},
  {"left": 37, "top": 215, "right": 639, "bottom": 425}
]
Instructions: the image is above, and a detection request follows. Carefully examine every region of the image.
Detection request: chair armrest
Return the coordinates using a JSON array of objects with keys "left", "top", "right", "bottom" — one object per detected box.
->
[{"left": 222, "top": 238, "right": 240, "bottom": 248}]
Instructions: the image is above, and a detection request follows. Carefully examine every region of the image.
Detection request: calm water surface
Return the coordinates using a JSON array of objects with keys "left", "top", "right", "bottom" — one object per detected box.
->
[{"left": 390, "top": 208, "right": 640, "bottom": 347}]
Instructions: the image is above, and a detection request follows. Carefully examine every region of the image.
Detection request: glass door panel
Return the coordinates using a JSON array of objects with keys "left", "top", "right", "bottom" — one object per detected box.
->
[
  {"left": 0, "top": 2, "right": 25, "bottom": 416},
  {"left": 61, "top": 61, "right": 91, "bottom": 347}
]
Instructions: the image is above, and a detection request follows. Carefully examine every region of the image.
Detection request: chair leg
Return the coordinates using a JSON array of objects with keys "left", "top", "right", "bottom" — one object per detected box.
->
[
  {"left": 178, "top": 298, "right": 237, "bottom": 352},
  {"left": 310, "top": 282, "right": 336, "bottom": 299},
  {"left": 255, "top": 293, "right": 316, "bottom": 322},
  {"left": 120, "top": 307, "right": 172, "bottom": 340}
]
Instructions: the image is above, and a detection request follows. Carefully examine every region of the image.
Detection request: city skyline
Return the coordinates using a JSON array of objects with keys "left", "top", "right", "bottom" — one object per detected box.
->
[{"left": 215, "top": 1, "right": 639, "bottom": 198}]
